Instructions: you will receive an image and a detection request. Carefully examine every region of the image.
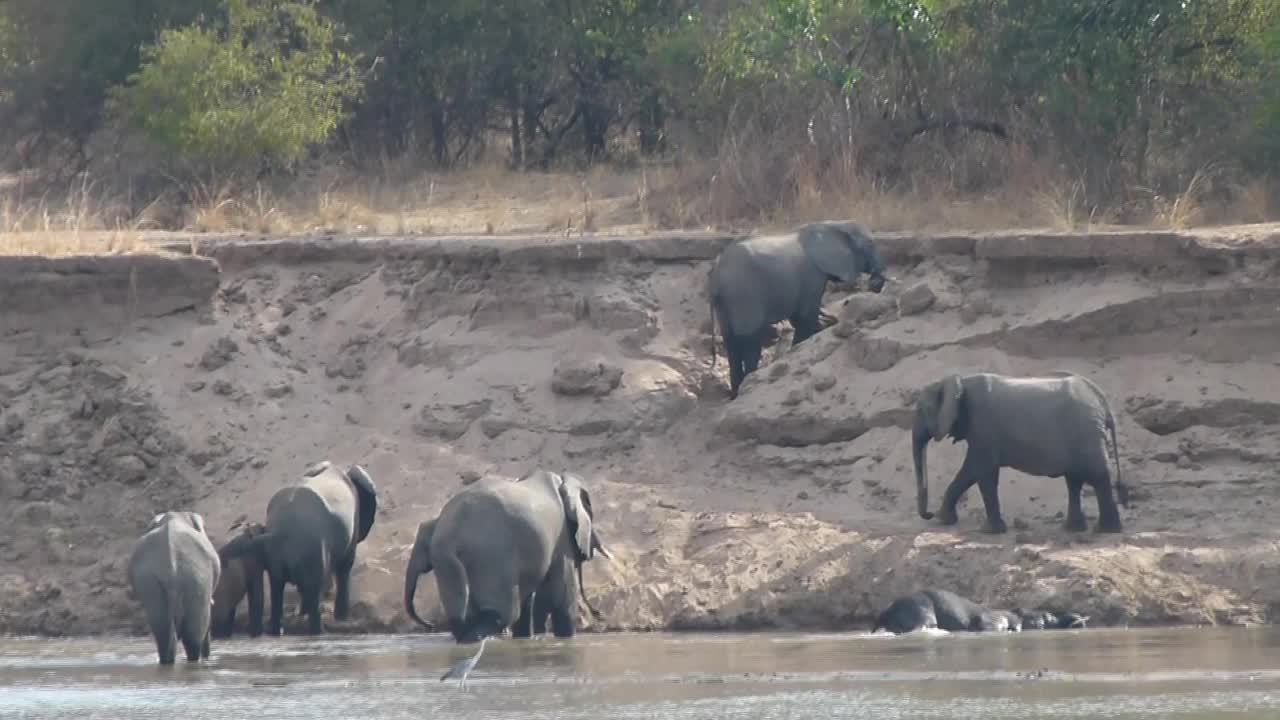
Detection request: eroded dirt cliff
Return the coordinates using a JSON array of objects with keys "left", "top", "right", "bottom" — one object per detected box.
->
[{"left": 3, "top": 225, "right": 1280, "bottom": 637}]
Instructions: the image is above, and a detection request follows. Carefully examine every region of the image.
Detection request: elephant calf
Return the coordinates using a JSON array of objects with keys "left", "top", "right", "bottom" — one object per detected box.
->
[
  {"left": 127, "top": 511, "right": 222, "bottom": 665},
  {"left": 404, "top": 469, "right": 613, "bottom": 644},
  {"left": 223, "top": 460, "right": 378, "bottom": 636},
  {"left": 211, "top": 522, "right": 268, "bottom": 639},
  {"left": 912, "top": 371, "right": 1130, "bottom": 534}
]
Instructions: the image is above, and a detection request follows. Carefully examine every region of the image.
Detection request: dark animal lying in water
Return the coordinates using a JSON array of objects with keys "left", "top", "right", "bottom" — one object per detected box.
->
[{"left": 872, "top": 589, "right": 1089, "bottom": 634}]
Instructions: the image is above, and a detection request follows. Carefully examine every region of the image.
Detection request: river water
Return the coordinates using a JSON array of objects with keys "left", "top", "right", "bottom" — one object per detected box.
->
[{"left": 2, "top": 626, "right": 1279, "bottom": 719}]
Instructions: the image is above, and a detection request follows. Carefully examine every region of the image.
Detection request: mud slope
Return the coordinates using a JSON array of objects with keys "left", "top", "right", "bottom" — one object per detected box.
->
[{"left": 3, "top": 224, "right": 1280, "bottom": 637}]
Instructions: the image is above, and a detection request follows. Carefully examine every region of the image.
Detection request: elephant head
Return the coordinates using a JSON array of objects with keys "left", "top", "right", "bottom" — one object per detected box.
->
[
  {"left": 913, "top": 374, "right": 965, "bottom": 520},
  {"left": 797, "top": 222, "right": 889, "bottom": 293},
  {"left": 557, "top": 472, "right": 613, "bottom": 620},
  {"left": 403, "top": 518, "right": 437, "bottom": 631}
]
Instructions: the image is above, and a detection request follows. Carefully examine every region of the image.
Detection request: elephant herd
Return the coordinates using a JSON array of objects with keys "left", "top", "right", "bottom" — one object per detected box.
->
[
  {"left": 126, "top": 219, "right": 1133, "bottom": 665},
  {"left": 127, "top": 460, "right": 612, "bottom": 665}
]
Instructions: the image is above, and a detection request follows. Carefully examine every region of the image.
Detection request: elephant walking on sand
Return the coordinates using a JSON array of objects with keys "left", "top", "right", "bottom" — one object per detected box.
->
[
  {"left": 912, "top": 371, "right": 1130, "bottom": 534},
  {"left": 708, "top": 221, "right": 889, "bottom": 397},
  {"left": 222, "top": 460, "right": 378, "bottom": 636},
  {"left": 404, "top": 469, "right": 613, "bottom": 644},
  {"left": 127, "top": 511, "right": 221, "bottom": 665}
]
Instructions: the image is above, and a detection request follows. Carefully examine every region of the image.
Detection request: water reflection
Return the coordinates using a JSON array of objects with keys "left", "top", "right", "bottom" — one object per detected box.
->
[{"left": 2, "top": 626, "right": 1280, "bottom": 719}]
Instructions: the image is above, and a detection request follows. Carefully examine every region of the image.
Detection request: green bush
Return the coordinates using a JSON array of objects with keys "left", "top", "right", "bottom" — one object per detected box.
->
[{"left": 109, "top": 0, "right": 364, "bottom": 177}]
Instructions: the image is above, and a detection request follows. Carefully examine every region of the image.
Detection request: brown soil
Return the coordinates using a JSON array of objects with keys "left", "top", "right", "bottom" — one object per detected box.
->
[{"left": 3, "top": 224, "right": 1280, "bottom": 638}]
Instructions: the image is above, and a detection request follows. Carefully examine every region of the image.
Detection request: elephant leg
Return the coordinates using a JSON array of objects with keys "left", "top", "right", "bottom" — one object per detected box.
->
[
  {"left": 300, "top": 579, "right": 325, "bottom": 635},
  {"left": 1064, "top": 474, "right": 1088, "bottom": 532},
  {"left": 1088, "top": 466, "right": 1124, "bottom": 534},
  {"left": 201, "top": 631, "right": 211, "bottom": 659},
  {"left": 741, "top": 337, "right": 763, "bottom": 378},
  {"left": 937, "top": 451, "right": 986, "bottom": 527},
  {"left": 789, "top": 313, "right": 821, "bottom": 347},
  {"left": 537, "top": 560, "right": 576, "bottom": 639},
  {"left": 333, "top": 551, "right": 356, "bottom": 621},
  {"left": 179, "top": 622, "right": 203, "bottom": 662},
  {"left": 246, "top": 571, "right": 264, "bottom": 637},
  {"left": 975, "top": 466, "right": 1008, "bottom": 534},
  {"left": 267, "top": 572, "right": 286, "bottom": 636},
  {"left": 143, "top": 592, "right": 177, "bottom": 665},
  {"left": 532, "top": 592, "right": 550, "bottom": 635},
  {"left": 456, "top": 566, "right": 513, "bottom": 643},
  {"left": 512, "top": 593, "right": 536, "bottom": 639},
  {"left": 724, "top": 334, "right": 747, "bottom": 396}
]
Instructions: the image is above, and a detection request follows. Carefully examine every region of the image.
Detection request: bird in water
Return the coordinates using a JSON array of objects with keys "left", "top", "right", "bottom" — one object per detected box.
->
[{"left": 441, "top": 636, "right": 489, "bottom": 690}]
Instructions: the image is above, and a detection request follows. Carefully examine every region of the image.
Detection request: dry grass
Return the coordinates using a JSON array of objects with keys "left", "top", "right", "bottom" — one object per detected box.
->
[
  {"left": 1, "top": 145, "right": 1278, "bottom": 258},
  {"left": 0, "top": 230, "right": 152, "bottom": 256}
]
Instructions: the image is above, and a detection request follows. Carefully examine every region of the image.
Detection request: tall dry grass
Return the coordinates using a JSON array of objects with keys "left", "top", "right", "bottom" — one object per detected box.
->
[{"left": 2, "top": 131, "right": 1278, "bottom": 257}]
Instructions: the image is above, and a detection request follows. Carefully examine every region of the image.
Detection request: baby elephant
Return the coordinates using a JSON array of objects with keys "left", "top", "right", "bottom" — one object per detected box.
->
[
  {"left": 211, "top": 522, "right": 269, "bottom": 639},
  {"left": 873, "top": 589, "right": 1019, "bottom": 634},
  {"left": 128, "top": 511, "right": 222, "bottom": 665}
]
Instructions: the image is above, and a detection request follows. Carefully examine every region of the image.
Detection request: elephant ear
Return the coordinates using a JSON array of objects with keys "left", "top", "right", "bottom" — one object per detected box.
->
[
  {"left": 798, "top": 223, "right": 860, "bottom": 283},
  {"left": 556, "top": 472, "right": 594, "bottom": 563},
  {"left": 346, "top": 464, "right": 378, "bottom": 543},
  {"left": 934, "top": 374, "right": 965, "bottom": 442}
]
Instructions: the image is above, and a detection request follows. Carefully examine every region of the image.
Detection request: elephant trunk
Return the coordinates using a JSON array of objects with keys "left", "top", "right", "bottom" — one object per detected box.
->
[
  {"left": 403, "top": 550, "right": 434, "bottom": 631},
  {"left": 913, "top": 423, "right": 934, "bottom": 520}
]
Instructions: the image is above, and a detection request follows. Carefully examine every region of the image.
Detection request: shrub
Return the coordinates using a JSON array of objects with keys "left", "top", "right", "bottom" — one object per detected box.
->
[{"left": 109, "top": 0, "right": 365, "bottom": 179}]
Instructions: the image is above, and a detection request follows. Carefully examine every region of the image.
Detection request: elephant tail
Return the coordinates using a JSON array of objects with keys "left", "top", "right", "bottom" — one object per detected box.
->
[{"left": 1108, "top": 413, "right": 1129, "bottom": 508}]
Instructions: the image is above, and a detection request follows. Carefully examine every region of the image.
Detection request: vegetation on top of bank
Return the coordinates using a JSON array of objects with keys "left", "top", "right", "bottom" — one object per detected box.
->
[{"left": 1, "top": 0, "right": 1278, "bottom": 235}]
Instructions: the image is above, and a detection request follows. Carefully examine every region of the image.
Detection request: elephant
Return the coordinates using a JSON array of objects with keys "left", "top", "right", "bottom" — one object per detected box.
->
[
  {"left": 872, "top": 589, "right": 1020, "bottom": 634},
  {"left": 708, "top": 221, "right": 889, "bottom": 397},
  {"left": 403, "top": 469, "right": 613, "bottom": 644},
  {"left": 1015, "top": 608, "right": 1089, "bottom": 630},
  {"left": 210, "top": 522, "right": 268, "bottom": 638},
  {"left": 912, "top": 371, "right": 1130, "bottom": 534},
  {"left": 127, "top": 511, "right": 222, "bottom": 665},
  {"left": 222, "top": 460, "right": 377, "bottom": 636}
]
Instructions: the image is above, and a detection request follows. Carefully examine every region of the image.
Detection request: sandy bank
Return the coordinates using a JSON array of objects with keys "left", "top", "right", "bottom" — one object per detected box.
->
[{"left": 2, "top": 223, "right": 1280, "bottom": 637}]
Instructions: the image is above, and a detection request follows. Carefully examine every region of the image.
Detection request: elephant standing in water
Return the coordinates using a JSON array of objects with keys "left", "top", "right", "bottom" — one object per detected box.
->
[
  {"left": 404, "top": 469, "right": 613, "bottom": 644},
  {"left": 708, "top": 221, "right": 889, "bottom": 397},
  {"left": 222, "top": 460, "right": 378, "bottom": 635},
  {"left": 210, "top": 522, "right": 268, "bottom": 638},
  {"left": 127, "top": 511, "right": 221, "bottom": 665},
  {"left": 912, "top": 371, "right": 1130, "bottom": 534}
]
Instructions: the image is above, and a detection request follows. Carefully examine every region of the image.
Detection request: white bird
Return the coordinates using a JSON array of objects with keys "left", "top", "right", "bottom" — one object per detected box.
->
[{"left": 441, "top": 636, "right": 489, "bottom": 690}]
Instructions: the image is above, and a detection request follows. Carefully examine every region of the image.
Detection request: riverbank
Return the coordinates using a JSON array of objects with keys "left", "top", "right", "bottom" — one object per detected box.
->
[{"left": 2, "top": 223, "right": 1280, "bottom": 637}]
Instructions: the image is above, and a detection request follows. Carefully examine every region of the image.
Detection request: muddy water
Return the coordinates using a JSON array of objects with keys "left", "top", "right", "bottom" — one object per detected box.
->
[{"left": 2, "top": 626, "right": 1279, "bottom": 719}]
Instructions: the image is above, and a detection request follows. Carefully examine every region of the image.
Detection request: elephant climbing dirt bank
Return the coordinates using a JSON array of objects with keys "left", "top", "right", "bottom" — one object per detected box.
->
[
  {"left": 210, "top": 522, "right": 268, "bottom": 639},
  {"left": 872, "top": 589, "right": 1089, "bottom": 634},
  {"left": 912, "top": 371, "right": 1130, "bottom": 534},
  {"left": 127, "top": 511, "right": 222, "bottom": 665},
  {"left": 708, "top": 221, "right": 889, "bottom": 397},
  {"left": 404, "top": 469, "right": 613, "bottom": 644},
  {"left": 222, "top": 460, "right": 378, "bottom": 636}
]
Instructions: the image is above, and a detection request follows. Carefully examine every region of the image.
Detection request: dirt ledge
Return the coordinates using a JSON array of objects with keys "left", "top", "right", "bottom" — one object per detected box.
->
[{"left": 0, "top": 253, "right": 220, "bottom": 351}]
